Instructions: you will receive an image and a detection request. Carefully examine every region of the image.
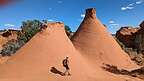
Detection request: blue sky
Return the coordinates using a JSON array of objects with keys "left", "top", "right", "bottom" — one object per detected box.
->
[{"left": 0, "top": 0, "right": 144, "bottom": 33}]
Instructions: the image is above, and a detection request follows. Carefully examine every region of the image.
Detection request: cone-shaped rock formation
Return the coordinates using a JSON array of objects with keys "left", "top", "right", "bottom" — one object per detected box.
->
[{"left": 71, "top": 8, "right": 138, "bottom": 69}]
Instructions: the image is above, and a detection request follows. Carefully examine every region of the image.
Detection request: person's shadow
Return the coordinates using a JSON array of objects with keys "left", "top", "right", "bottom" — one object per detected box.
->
[{"left": 50, "top": 67, "right": 65, "bottom": 76}]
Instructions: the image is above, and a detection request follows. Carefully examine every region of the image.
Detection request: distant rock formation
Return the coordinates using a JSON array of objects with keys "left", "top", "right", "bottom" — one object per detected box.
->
[
  {"left": 134, "top": 21, "right": 144, "bottom": 51},
  {"left": 116, "top": 21, "right": 144, "bottom": 52},
  {"left": 116, "top": 27, "right": 140, "bottom": 48},
  {"left": 0, "top": 29, "right": 18, "bottom": 51},
  {"left": 1, "top": 29, "right": 18, "bottom": 40}
]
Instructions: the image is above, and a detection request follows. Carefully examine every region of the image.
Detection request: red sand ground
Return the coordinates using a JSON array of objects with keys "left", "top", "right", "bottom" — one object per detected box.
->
[{"left": 0, "top": 8, "right": 142, "bottom": 81}]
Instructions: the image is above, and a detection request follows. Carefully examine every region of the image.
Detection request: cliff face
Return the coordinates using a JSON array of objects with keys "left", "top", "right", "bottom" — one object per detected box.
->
[
  {"left": 116, "top": 21, "right": 144, "bottom": 52},
  {"left": 116, "top": 27, "right": 140, "bottom": 48},
  {"left": 134, "top": 21, "right": 144, "bottom": 51},
  {"left": 116, "top": 21, "right": 144, "bottom": 65}
]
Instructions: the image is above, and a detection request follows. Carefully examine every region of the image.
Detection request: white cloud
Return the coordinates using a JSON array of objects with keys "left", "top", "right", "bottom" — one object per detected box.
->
[
  {"left": 136, "top": 0, "right": 144, "bottom": 4},
  {"left": 121, "top": 7, "right": 127, "bottom": 10},
  {"left": 48, "top": 19, "right": 54, "bottom": 22},
  {"left": 109, "top": 20, "right": 119, "bottom": 26},
  {"left": 4, "top": 24, "right": 15, "bottom": 27},
  {"left": 121, "top": 6, "right": 134, "bottom": 10},
  {"left": 126, "top": 6, "right": 134, "bottom": 9},
  {"left": 128, "top": 3, "right": 135, "bottom": 6},
  {"left": 109, "top": 20, "right": 115, "bottom": 24},
  {"left": 110, "top": 24, "right": 119, "bottom": 26},
  {"left": 79, "top": 14, "right": 85, "bottom": 21},
  {"left": 81, "top": 14, "right": 85, "bottom": 18},
  {"left": 121, "top": 7, "right": 126, "bottom": 10},
  {"left": 121, "top": 0, "right": 144, "bottom": 11}
]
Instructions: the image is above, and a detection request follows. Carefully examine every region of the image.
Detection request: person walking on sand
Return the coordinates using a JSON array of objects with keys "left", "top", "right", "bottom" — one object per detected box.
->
[{"left": 62, "top": 56, "right": 71, "bottom": 76}]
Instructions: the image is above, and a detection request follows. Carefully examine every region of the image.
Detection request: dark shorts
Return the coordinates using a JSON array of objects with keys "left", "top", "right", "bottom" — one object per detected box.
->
[{"left": 64, "top": 65, "right": 70, "bottom": 70}]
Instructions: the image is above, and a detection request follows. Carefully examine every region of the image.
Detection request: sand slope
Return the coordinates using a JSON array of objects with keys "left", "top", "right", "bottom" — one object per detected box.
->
[
  {"left": 0, "top": 8, "right": 142, "bottom": 81},
  {"left": 71, "top": 8, "right": 138, "bottom": 69}
]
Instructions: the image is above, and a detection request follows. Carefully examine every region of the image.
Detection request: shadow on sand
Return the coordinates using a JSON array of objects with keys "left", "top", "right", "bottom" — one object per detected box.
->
[
  {"left": 102, "top": 64, "right": 144, "bottom": 80},
  {"left": 50, "top": 67, "right": 65, "bottom": 76}
]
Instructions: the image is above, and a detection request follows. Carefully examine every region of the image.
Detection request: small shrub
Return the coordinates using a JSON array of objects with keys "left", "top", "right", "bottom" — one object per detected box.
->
[
  {"left": 1, "top": 40, "right": 21, "bottom": 56},
  {"left": 18, "top": 20, "right": 42, "bottom": 42},
  {"left": 65, "top": 25, "right": 72, "bottom": 37}
]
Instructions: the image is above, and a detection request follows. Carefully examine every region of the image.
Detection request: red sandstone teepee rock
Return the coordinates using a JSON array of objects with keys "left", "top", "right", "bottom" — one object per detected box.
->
[{"left": 71, "top": 8, "right": 138, "bottom": 69}]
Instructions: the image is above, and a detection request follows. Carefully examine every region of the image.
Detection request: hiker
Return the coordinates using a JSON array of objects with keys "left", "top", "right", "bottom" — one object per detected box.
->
[{"left": 62, "top": 56, "right": 71, "bottom": 76}]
